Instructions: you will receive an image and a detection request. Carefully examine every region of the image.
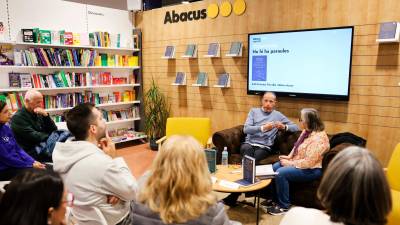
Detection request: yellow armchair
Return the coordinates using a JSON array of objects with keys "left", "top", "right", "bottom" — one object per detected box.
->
[
  {"left": 156, "top": 117, "right": 212, "bottom": 148},
  {"left": 387, "top": 143, "right": 400, "bottom": 225}
]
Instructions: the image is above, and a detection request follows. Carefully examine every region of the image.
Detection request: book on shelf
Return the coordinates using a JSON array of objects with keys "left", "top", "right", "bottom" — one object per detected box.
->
[
  {"left": 22, "top": 29, "right": 35, "bottom": 43},
  {"left": 378, "top": 22, "right": 399, "bottom": 40},
  {"left": 9, "top": 73, "right": 21, "bottom": 88},
  {"left": 39, "top": 30, "right": 51, "bottom": 44},
  {"left": 228, "top": 42, "right": 242, "bottom": 56},
  {"left": 173, "top": 72, "right": 186, "bottom": 85},
  {"left": 216, "top": 73, "right": 230, "bottom": 87},
  {"left": 101, "top": 106, "right": 139, "bottom": 122},
  {"left": 184, "top": 44, "right": 196, "bottom": 57},
  {"left": 206, "top": 43, "right": 219, "bottom": 56},
  {"left": 73, "top": 33, "right": 81, "bottom": 45},
  {"left": 51, "top": 30, "right": 61, "bottom": 45},
  {"left": 0, "top": 92, "right": 25, "bottom": 112},
  {"left": 19, "top": 73, "right": 32, "bottom": 88},
  {"left": 194, "top": 72, "right": 208, "bottom": 86},
  {"left": 164, "top": 45, "right": 175, "bottom": 58},
  {"left": 64, "top": 32, "right": 73, "bottom": 45}
]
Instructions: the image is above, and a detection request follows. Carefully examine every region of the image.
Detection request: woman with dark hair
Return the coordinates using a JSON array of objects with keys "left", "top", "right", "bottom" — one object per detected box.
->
[
  {"left": 280, "top": 146, "right": 392, "bottom": 225},
  {"left": 264, "top": 108, "right": 330, "bottom": 215},
  {"left": 0, "top": 169, "right": 71, "bottom": 225},
  {"left": 0, "top": 100, "right": 45, "bottom": 181}
]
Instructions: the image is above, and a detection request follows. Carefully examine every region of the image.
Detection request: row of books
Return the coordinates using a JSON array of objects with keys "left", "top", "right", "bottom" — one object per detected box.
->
[
  {"left": 173, "top": 72, "right": 229, "bottom": 87},
  {"left": 12, "top": 48, "right": 138, "bottom": 67},
  {"left": 164, "top": 42, "right": 242, "bottom": 58},
  {"left": 9, "top": 72, "right": 131, "bottom": 89},
  {"left": 22, "top": 29, "right": 127, "bottom": 48},
  {"left": 102, "top": 106, "right": 139, "bottom": 122},
  {"left": 43, "top": 91, "right": 136, "bottom": 109},
  {"left": 108, "top": 128, "right": 146, "bottom": 143},
  {"left": 0, "top": 92, "right": 24, "bottom": 112}
]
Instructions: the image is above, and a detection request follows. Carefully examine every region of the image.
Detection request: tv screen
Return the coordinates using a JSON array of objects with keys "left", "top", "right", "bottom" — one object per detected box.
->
[{"left": 247, "top": 26, "right": 354, "bottom": 101}]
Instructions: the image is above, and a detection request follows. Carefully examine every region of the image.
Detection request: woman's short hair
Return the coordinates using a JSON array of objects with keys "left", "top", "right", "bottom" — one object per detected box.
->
[
  {"left": 139, "top": 135, "right": 216, "bottom": 224},
  {"left": 0, "top": 169, "right": 64, "bottom": 225},
  {"left": 318, "top": 146, "right": 392, "bottom": 225},
  {"left": 300, "top": 108, "right": 324, "bottom": 131}
]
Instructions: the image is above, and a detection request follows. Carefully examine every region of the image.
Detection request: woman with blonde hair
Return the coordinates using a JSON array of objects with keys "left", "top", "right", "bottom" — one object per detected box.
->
[
  {"left": 280, "top": 146, "right": 392, "bottom": 225},
  {"left": 131, "top": 135, "right": 237, "bottom": 225}
]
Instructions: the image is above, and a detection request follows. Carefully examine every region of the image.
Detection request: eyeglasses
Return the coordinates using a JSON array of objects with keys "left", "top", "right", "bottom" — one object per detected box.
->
[
  {"left": 63, "top": 192, "right": 74, "bottom": 207},
  {"left": 298, "top": 118, "right": 303, "bottom": 122}
]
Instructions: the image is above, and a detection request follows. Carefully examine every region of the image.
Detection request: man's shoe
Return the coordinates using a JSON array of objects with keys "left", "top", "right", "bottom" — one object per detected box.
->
[{"left": 267, "top": 205, "right": 289, "bottom": 216}]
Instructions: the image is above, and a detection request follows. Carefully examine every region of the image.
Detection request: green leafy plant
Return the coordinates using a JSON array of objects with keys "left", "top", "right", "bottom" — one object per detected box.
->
[{"left": 144, "top": 79, "right": 170, "bottom": 140}]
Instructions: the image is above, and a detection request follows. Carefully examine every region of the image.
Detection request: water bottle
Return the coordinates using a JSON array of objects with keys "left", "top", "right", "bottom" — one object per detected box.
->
[{"left": 221, "top": 147, "right": 229, "bottom": 167}]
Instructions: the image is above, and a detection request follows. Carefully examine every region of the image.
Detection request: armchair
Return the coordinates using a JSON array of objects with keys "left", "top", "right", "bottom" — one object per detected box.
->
[{"left": 387, "top": 143, "right": 400, "bottom": 225}]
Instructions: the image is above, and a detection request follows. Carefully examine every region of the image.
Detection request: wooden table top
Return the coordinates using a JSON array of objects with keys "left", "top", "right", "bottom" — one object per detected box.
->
[{"left": 212, "top": 165, "right": 271, "bottom": 193}]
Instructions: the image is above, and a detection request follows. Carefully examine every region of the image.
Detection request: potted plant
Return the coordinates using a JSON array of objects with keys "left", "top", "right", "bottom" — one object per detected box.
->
[{"left": 144, "top": 79, "right": 170, "bottom": 150}]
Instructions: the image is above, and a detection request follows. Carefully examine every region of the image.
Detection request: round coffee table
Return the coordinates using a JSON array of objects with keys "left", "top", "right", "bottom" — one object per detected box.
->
[{"left": 212, "top": 165, "right": 271, "bottom": 225}]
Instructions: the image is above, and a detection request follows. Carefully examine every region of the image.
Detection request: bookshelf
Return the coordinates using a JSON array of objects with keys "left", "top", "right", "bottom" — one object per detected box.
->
[{"left": 0, "top": 29, "right": 146, "bottom": 144}]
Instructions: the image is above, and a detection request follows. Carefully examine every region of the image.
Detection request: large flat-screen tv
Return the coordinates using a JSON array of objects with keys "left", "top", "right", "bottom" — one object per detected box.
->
[{"left": 247, "top": 26, "right": 354, "bottom": 101}]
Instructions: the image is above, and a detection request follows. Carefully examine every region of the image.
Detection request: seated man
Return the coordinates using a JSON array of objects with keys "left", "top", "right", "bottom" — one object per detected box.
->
[
  {"left": 241, "top": 92, "right": 299, "bottom": 164},
  {"left": 11, "top": 90, "right": 69, "bottom": 162},
  {"left": 53, "top": 103, "right": 137, "bottom": 225}
]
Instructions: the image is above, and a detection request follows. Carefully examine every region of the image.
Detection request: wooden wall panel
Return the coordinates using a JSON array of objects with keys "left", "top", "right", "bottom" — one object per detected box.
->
[{"left": 136, "top": 0, "right": 400, "bottom": 165}]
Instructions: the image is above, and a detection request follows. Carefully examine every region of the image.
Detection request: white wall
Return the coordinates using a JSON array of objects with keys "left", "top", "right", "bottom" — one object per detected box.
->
[{"left": 0, "top": 0, "right": 10, "bottom": 41}]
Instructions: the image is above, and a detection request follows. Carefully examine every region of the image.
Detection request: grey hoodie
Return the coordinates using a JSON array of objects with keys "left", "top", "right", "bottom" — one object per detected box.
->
[{"left": 53, "top": 140, "right": 138, "bottom": 225}]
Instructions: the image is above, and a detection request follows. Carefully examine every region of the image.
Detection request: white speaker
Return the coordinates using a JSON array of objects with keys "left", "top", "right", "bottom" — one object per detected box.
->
[{"left": 127, "top": 0, "right": 142, "bottom": 11}]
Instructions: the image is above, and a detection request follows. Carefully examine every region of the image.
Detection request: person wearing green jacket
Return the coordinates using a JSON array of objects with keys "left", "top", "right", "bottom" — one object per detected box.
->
[{"left": 11, "top": 90, "right": 57, "bottom": 162}]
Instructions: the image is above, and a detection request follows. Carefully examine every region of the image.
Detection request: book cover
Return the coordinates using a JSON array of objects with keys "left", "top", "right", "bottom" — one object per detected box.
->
[
  {"left": 64, "top": 32, "right": 73, "bottom": 45},
  {"left": 73, "top": 33, "right": 81, "bottom": 45},
  {"left": 235, "top": 155, "right": 256, "bottom": 186},
  {"left": 13, "top": 50, "right": 23, "bottom": 66},
  {"left": 19, "top": 73, "right": 32, "bottom": 88},
  {"left": 184, "top": 44, "right": 196, "bottom": 56},
  {"left": 229, "top": 42, "right": 242, "bottom": 55},
  {"left": 51, "top": 30, "right": 61, "bottom": 45},
  {"left": 39, "top": 30, "right": 51, "bottom": 44},
  {"left": 205, "top": 149, "right": 217, "bottom": 173},
  {"left": 217, "top": 73, "right": 229, "bottom": 86},
  {"left": 379, "top": 22, "right": 398, "bottom": 39},
  {"left": 164, "top": 46, "right": 174, "bottom": 57},
  {"left": 9, "top": 73, "right": 20, "bottom": 88},
  {"left": 174, "top": 72, "right": 185, "bottom": 84},
  {"left": 207, "top": 43, "right": 219, "bottom": 56},
  {"left": 22, "top": 29, "right": 34, "bottom": 43}
]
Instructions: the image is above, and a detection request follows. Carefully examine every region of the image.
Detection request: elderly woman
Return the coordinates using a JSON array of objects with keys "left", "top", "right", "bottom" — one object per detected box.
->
[{"left": 265, "top": 108, "right": 330, "bottom": 215}]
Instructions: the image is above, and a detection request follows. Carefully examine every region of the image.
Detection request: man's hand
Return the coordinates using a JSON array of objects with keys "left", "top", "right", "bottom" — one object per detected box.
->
[
  {"left": 107, "top": 195, "right": 121, "bottom": 205},
  {"left": 280, "top": 159, "right": 293, "bottom": 167},
  {"left": 261, "top": 122, "right": 274, "bottom": 132},
  {"left": 33, "top": 107, "right": 48, "bottom": 117},
  {"left": 32, "top": 161, "right": 46, "bottom": 169},
  {"left": 99, "top": 134, "right": 116, "bottom": 158},
  {"left": 274, "top": 121, "right": 286, "bottom": 130}
]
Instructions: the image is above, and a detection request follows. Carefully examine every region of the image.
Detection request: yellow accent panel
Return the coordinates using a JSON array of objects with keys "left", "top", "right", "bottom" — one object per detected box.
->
[
  {"left": 220, "top": 1, "right": 232, "bottom": 17},
  {"left": 207, "top": 3, "right": 219, "bottom": 19},
  {"left": 165, "top": 117, "right": 211, "bottom": 147},
  {"left": 387, "top": 143, "right": 400, "bottom": 191},
  {"left": 387, "top": 190, "right": 400, "bottom": 225},
  {"left": 233, "top": 0, "right": 246, "bottom": 15}
]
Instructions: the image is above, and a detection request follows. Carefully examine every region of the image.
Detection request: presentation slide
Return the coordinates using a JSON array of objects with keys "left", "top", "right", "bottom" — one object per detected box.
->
[{"left": 248, "top": 28, "right": 353, "bottom": 97}]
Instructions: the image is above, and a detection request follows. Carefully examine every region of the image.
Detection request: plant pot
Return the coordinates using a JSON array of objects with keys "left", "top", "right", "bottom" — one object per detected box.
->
[{"left": 149, "top": 138, "right": 159, "bottom": 151}]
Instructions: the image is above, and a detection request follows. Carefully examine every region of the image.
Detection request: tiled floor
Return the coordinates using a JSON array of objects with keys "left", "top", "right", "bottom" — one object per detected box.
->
[{"left": 117, "top": 143, "right": 284, "bottom": 225}]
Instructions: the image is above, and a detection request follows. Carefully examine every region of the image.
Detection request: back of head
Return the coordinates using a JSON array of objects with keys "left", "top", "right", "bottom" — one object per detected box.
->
[
  {"left": 66, "top": 103, "right": 95, "bottom": 140},
  {"left": 318, "top": 146, "right": 392, "bottom": 225},
  {"left": 140, "top": 135, "right": 216, "bottom": 224},
  {"left": 0, "top": 169, "right": 64, "bottom": 225},
  {"left": 300, "top": 108, "right": 325, "bottom": 131}
]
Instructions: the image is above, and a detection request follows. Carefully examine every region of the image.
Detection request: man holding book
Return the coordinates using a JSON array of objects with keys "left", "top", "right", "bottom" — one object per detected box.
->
[{"left": 11, "top": 90, "right": 69, "bottom": 162}]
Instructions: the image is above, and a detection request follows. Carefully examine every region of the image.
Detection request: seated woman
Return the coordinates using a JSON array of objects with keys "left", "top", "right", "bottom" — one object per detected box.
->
[
  {"left": 279, "top": 146, "right": 392, "bottom": 225},
  {"left": 0, "top": 100, "right": 45, "bottom": 181},
  {"left": 265, "top": 108, "right": 330, "bottom": 215},
  {"left": 0, "top": 169, "right": 71, "bottom": 225},
  {"left": 132, "top": 135, "right": 239, "bottom": 225}
]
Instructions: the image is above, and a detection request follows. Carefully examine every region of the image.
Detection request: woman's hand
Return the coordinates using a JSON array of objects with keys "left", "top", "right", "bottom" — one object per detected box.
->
[
  {"left": 32, "top": 161, "right": 46, "bottom": 169},
  {"left": 279, "top": 155, "right": 291, "bottom": 160},
  {"left": 280, "top": 159, "right": 293, "bottom": 167}
]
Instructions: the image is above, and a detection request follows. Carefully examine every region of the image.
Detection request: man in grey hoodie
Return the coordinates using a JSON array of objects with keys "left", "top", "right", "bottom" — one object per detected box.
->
[
  {"left": 241, "top": 92, "right": 299, "bottom": 164},
  {"left": 53, "top": 103, "right": 138, "bottom": 225}
]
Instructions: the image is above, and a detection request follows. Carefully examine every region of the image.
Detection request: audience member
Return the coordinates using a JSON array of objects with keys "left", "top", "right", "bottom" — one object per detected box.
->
[
  {"left": 0, "top": 169, "right": 69, "bottom": 225},
  {"left": 0, "top": 100, "right": 46, "bottom": 181},
  {"left": 132, "top": 135, "right": 240, "bottom": 225},
  {"left": 53, "top": 103, "right": 137, "bottom": 225},
  {"left": 264, "top": 108, "right": 329, "bottom": 215},
  {"left": 280, "top": 146, "right": 392, "bottom": 225},
  {"left": 11, "top": 90, "right": 69, "bottom": 162}
]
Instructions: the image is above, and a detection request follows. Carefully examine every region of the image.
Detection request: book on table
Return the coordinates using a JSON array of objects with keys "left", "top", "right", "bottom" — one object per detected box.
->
[
  {"left": 256, "top": 164, "right": 278, "bottom": 180},
  {"left": 235, "top": 155, "right": 259, "bottom": 186}
]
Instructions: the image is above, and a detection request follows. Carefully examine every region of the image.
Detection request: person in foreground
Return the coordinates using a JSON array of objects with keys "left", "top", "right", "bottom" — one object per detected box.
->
[
  {"left": 11, "top": 90, "right": 69, "bottom": 162},
  {"left": 132, "top": 135, "right": 240, "bottom": 225},
  {"left": 0, "top": 169, "right": 70, "bottom": 225},
  {"left": 279, "top": 146, "right": 392, "bottom": 225},
  {"left": 53, "top": 103, "right": 137, "bottom": 225},
  {"left": 241, "top": 92, "right": 299, "bottom": 164},
  {"left": 0, "top": 100, "right": 46, "bottom": 181},
  {"left": 264, "top": 108, "right": 330, "bottom": 215}
]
